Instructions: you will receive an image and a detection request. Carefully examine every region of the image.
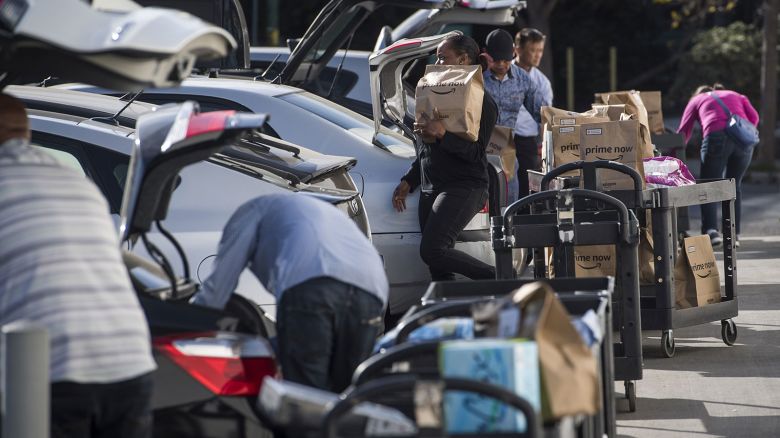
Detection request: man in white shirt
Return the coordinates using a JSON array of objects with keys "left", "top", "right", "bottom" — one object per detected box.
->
[{"left": 513, "top": 28, "right": 554, "bottom": 196}]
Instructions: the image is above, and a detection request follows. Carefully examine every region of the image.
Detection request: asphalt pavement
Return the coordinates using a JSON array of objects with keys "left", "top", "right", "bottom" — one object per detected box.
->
[{"left": 616, "top": 181, "right": 780, "bottom": 438}]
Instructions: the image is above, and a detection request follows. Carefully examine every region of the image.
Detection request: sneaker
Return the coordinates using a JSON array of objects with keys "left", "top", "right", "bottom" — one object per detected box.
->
[
  {"left": 706, "top": 229, "right": 723, "bottom": 248},
  {"left": 735, "top": 235, "right": 740, "bottom": 248}
]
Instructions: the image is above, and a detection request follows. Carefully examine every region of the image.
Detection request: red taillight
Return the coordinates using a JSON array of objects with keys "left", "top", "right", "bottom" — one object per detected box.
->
[
  {"left": 186, "top": 110, "right": 236, "bottom": 139},
  {"left": 383, "top": 39, "right": 423, "bottom": 54},
  {"left": 155, "top": 332, "right": 277, "bottom": 396}
]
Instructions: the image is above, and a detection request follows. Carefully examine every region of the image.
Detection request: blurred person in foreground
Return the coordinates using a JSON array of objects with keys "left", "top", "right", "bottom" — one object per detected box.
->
[
  {"left": 190, "top": 193, "right": 388, "bottom": 393},
  {"left": 0, "top": 93, "right": 156, "bottom": 438},
  {"left": 391, "top": 34, "right": 498, "bottom": 285},
  {"left": 677, "top": 83, "right": 759, "bottom": 248},
  {"left": 513, "top": 27, "right": 553, "bottom": 174}
]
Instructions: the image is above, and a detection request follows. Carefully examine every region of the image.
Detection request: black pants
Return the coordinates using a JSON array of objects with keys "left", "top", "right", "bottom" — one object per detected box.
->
[
  {"left": 51, "top": 372, "right": 153, "bottom": 438},
  {"left": 418, "top": 185, "right": 495, "bottom": 281},
  {"left": 514, "top": 134, "right": 541, "bottom": 199},
  {"left": 277, "top": 277, "right": 384, "bottom": 393}
]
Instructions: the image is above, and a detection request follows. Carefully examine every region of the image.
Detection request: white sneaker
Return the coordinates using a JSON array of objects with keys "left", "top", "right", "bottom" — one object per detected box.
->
[
  {"left": 706, "top": 229, "right": 723, "bottom": 248},
  {"left": 735, "top": 235, "right": 740, "bottom": 248}
]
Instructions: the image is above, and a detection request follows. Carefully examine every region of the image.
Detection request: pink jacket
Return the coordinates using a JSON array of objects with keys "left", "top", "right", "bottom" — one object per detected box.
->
[{"left": 677, "top": 90, "right": 759, "bottom": 143}]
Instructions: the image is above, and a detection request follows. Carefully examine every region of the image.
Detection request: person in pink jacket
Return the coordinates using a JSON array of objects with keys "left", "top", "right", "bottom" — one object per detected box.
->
[{"left": 677, "top": 84, "right": 759, "bottom": 248}]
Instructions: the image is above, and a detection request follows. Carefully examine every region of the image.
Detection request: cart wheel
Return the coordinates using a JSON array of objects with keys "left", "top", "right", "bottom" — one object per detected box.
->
[
  {"left": 721, "top": 319, "right": 737, "bottom": 346},
  {"left": 624, "top": 381, "right": 637, "bottom": 413},
  {"left": 661, "top": 330, "right": 676, "bottom": 358}
]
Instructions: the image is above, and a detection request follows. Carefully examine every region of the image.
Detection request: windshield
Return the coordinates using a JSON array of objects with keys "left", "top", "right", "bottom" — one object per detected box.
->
[{"left": 279, "top": 91, "right": 416, "bottom": 158}]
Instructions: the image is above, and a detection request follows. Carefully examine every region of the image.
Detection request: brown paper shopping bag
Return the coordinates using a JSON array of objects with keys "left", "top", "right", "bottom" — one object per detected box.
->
[
  {"left": 591, "top": 103, "right": 627, "bottom": 121},
  {"left": 594, "top": 90, "right": 655, "bottom": 160},
  {"left": 416, "top": 64, "right": 484, "bottom": 142},
  {"left": 574, "top": 245, "right": 617, "bottom": 278},
  {"left": 487, "top": 125, "right": 517, "bottom": 177},
  {"left": 674, "top": 235, "right": 721, "bottom": 308},
  {"left": 472, "top": 282, "right": 600, "bottom": 420},
  {"left": 580, "top": 120, "right": 643, "bottom": 191},
  {"left": 638, "top": 91, "right": 665, "bottom": 134}
]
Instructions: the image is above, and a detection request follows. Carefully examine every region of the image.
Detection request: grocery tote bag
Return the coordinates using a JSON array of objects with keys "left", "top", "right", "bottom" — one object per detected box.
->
[
  {"left": 674, "top": 235, "right": 722, "bottom": 309},
  {"left": 415, "top": 64, "right": 484, "bottom": 142},
  {"left": 486, "top": 125, "right": 516, "bottom": 177},
  {"left": 472, "top": 281, "right": 600, "bottom": 420}
]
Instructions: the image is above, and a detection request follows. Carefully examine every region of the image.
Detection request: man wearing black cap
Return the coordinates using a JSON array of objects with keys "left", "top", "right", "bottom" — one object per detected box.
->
[{"left": 482, "top": 29, "right": 542, "bottom": 199}]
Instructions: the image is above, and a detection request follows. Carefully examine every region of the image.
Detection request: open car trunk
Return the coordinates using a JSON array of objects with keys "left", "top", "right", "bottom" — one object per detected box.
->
[{"left": 0, "top": 0, "right": 236, "bottom": 91}]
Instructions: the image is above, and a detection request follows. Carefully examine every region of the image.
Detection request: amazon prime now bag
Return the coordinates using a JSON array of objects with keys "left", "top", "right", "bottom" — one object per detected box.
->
[
  {"left": 580, "top": 119, "right": 643, "bottom": 191},
  {"left": 416, "top": 64, "right": 484, "bottom": 142},
  {"left": 675, "top": 235, "right": 721, "bottom": 309}
]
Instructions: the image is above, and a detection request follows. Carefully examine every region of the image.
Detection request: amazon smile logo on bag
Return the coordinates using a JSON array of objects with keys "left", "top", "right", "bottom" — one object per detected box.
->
[
  {"left": 574, "top": 245, "right": 616, "bottom": 278},
  {"left": 416, "top": 65, "right": 484, "bottom": 142},
  {"left": 674, "top": 235, "right": 721, "bottom": 309},
  {"left": 580, "top": 120, "right": 643, "bottom": 191}
]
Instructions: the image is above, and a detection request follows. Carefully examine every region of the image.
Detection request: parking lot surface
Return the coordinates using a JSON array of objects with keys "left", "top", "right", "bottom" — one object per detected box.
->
[{"left": 617, "top": 182, "right": 780, "bottom": 437}]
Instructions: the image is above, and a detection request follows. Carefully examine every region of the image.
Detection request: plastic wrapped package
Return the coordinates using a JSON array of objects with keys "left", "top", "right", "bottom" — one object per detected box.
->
[{"left": 643, "top": 156, "right": 696, "bottom": 188}]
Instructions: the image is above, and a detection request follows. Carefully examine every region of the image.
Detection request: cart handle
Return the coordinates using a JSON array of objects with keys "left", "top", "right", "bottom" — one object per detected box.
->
[
  {"left": 325, "top": 375, "right": 539, "bottom": 438},
  {"left": 502, "top": 188, "right": 634, "bottom": 244},
  {"left": 542, "top": 160, "right": 643, "bottom": 205},
  {"left": 352, "top": 340, "right": 441, "bottom": 386}
]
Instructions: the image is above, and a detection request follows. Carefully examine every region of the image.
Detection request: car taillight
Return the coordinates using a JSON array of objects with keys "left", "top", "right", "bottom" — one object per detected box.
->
[
  {"left": 161, "top": 103, "right": 268, "bottom": 151},
  {"left": 382, "top": 39, "right": 422, "bottom": 54},
  {"left": 186, "top": 110, "right": 236, "bottom": 138},
  {"left": 154, "top": 332, "right": 277, "bottom": 397}
]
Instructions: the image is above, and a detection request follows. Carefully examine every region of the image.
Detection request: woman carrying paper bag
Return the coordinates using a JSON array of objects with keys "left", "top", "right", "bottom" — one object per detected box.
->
[{"left": 391, "top": 34, "right": 498, "bottom": 283}]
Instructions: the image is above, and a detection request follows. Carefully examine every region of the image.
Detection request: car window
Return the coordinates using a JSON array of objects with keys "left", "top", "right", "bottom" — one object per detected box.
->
[
  {"left": 279, "top": 91, "right": 415, "bottom": 157},
  {"left": 30, "top": 132, "right": 129, "bottom": 214},
  {"left": 31, "top": 145, "right": 87, "bottom": 176}
]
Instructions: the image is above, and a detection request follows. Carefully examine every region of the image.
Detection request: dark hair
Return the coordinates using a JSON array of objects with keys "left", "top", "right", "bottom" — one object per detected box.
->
[
  {"left": 443, "top": 34, "right": 480, "bottom": 65},
  {"left": 515, "top": 28, "right": 546, "bottom": 47},
  {"left": 712, "top": 82, "right": 725, "bottom": 90},
  {"left": 694, "top": 85, "right": 713, "bottom": 96}
]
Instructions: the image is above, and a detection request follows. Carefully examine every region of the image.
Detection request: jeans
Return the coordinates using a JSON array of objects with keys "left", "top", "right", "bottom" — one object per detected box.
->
[
  {"left": 51, "top": 372, "right": 153, "bottom": 438},
  {"left": 515, "top": 135, "right": 541, "bottom": 199},
  {"left": 277, "top": 277, "right": 384, "bottom": 393},
  {"left": 418, "top": 185, "right": 495, "bottom": 281},
  {"left": 699, "top": 130, "right": 753, "bottom": 234}
]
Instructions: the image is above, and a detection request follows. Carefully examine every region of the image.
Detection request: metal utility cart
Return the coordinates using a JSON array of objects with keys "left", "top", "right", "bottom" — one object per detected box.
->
[
  {"left": 530, "top": 161, "right": 739, "bottom": 358},
  {"left": 490, "top": 183, "right": 643, "bottom": 413},
  {"left": 386, "top": 277, "right": 617, "bottom": 438}
]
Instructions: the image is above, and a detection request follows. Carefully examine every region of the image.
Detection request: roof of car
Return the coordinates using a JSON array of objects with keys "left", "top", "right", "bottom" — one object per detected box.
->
[
  {"left": 177, "top": 77, "right": 302, "bottom": 97},
  {"left": 9, "top": 85, "right": 156, "bottom": 124},
  {"left": 28, "top": 108, "right": 136, "bottom": 137}
]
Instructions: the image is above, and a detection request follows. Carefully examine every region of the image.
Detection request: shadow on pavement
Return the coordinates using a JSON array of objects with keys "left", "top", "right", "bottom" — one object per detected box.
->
[{"left": 615, "top": 396, "right": 780, "bottom": 438}]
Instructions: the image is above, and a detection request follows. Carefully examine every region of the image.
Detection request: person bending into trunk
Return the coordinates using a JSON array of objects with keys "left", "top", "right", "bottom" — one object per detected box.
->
[
  {"left": 190, "top": 193, "right": 388, "bottom": 393},
  {"left": 391, "top": 34, "right": 498, "bottom": 281}
]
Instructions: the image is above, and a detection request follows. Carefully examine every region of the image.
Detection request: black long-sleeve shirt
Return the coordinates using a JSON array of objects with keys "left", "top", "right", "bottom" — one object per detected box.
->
[{"left": 402, "top": 93, "right": 498, "bottom": 193}]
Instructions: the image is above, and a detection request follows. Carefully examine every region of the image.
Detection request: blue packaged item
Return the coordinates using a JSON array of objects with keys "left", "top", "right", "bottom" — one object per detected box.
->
[
  {"left": 439, "top": 339, "right": 540, "bottom": 433},
  {"left": 374, "top": 317, "right": 474, "bottom": 353}
]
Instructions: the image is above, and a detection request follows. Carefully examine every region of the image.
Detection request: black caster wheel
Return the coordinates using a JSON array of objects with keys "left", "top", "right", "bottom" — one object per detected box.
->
[
  {"left": 661, "top": 330, "right": 676, "bottom": 358},
  {"left": 624, "top": 380, "right": 637, "bottom": 413},
  {"left": 721, "top": 319, "right": 737, "bottom": 346}
]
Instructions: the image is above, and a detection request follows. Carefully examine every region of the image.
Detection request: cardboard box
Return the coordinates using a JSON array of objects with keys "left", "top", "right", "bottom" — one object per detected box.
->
[{"left": 440, "top": 339, "right": 540, "bottom": 433}]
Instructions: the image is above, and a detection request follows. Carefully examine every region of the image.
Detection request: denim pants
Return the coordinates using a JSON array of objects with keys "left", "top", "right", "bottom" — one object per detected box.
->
[
  {"left": 418, "top": 185, "right": 495, "bottom": 281},
  {"left": 699, "top": 130, "right": 753, "bottom": 234},
  {"left": 277, "top": 277, "right": 384, "bottom": 393},
  {"left": 51, "top": 372, "right": 153, "bottom": 438},
  {"left": 514, "top": 134, "right": 541, "bottom": 199}
]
